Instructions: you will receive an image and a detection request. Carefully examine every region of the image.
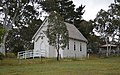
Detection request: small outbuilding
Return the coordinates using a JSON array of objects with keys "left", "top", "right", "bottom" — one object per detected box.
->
[{"left": 99, "top": 44, "right": 118, "bottom": 56}]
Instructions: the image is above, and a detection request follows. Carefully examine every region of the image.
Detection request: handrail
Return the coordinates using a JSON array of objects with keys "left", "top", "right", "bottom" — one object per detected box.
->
[{"left": 17, "top": 50, "right": 45, "bottom": 59}]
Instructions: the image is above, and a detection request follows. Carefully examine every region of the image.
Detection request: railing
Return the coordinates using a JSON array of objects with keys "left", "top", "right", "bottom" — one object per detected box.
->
[{"left": 17, "top": 50, "right": 45, "bottom": 59}]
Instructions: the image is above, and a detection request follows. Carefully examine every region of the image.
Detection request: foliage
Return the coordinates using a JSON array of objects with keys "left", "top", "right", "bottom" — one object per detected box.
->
[
  {"left": 0, "top": 26, "right": 6, "bottom": 43},
  {"left": 93, "top": 1, "right": 120, "bottom": 55},
  {"left": 108, "top": 1, "right": 120, "bottom": 50},
  {"left": 6, "top": 53, "right": 16, "bottom": 58},
  {"left": 88, "top": 35, "right": 101, "bottom": 53},
  {"left": 0, "top": 0, "right": 42, "bottom": 54},
  {"left": 0, "top": 52, "right": 4, "bottom": 60},
  {"left": 5, "top": 19, "right": 42, "bottom": 54},
  {"left": 41, "top": 0, "right": 85, "bottom": 24},
  {"left": 76, "top": 20, "right": 100, "bottom": 53},
  {"left": 78, "top": 20, "right": 94, "bottom": 38},
  {"left": 46, "top": 11, "right": 69, "bottom": 61},
  {"left": 94, "top": 9, "right": 111, "bottom": 38},
  {"left": 94, "top": 1, "right": 120, "bottom": 43},
  {"left": 93, "top": 9, "right": 115, "bottom": 56},
  {"left": 0, "top": 0, "right": 85, "bottom": 55}
]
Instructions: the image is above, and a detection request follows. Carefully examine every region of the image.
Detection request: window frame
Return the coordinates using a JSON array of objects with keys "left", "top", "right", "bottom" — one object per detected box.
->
[
  {"left": 80, "top": 43, "right": 82, "bottom": 51},
  {"left": 74, "top": 42, "right": 76, "bottom": 51}
]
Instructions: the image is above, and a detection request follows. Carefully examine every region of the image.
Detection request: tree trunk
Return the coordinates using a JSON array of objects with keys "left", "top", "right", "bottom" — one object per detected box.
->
[
  {"left": 57, "top": 49, "right": 59, "bottom": 61},
  {"left": 110, "top": 42, "right": 112, "bottom": 55},
  {"left": 105, "top": 37, "right": 109, "bottom": 57},
  {"left": 3, "top": 32, "right": 8, "bottom": 55},
  {"left": 0, "top": 31, "right": 8, "bottom": 55},
  {"left": 57, "top": 34, "right": 60, "bottom": 61},
  {"left": 0, "top": 6, "right": 8, "bottom": 55},
  {"left": 118, "top": 38, "right": 120, "bottom": 56}
]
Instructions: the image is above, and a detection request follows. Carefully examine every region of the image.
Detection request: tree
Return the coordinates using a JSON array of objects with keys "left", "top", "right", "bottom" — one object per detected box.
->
[
  {"left": 41, "top": 0, "right": 85, "bottom": 24},
  {"left": 79, "top": 20, "right": 101, "bottom": 53},
  {"left": 93, "top": 0, "right": 120, "bottom": 56},
  {"left": 56, "top": 0, "right": 75, "bottom": 23},
  {"left": 5, "top": 14, "right": 42, "bottom": 54},
  {"left": 0, "top": 52, "right": 4, "bottom": 61},
  {"left": 0, "top": 25, "right": 6, "bottom": 43},
  {"left": 46, "top": 11, "right": 69, "bottom": 61},
  {"left": 0, "top": 24, "right": 6, "bottom": 54},
  {"left": 93, "top": 9, "right": 116, "bottom": 56},
  {"left": 115, "top": 0, "right": 120, "bottom": 3},
  {"left": 78, "top": 20, "right": 93, "bottom": 38},
  {"left": 0, "top": 0, "right": 42, "bottom": 54},
  {"left": 74, "top": 5, "right": 85, "bottom": 26},
  {"left": 19, "top": 19, "right": 42, "bottom": 50},
  {"left": 108, "top": 0, "right": 120, "bottom": 54}
]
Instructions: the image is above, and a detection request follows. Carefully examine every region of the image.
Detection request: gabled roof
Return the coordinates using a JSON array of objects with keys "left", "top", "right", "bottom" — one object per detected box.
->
[
  {"left": 32, "top": 17, "right": 47, "bottom": 40},
  {"left": 65, "top": 22, "right": 88, "bottom": 43},
  {"left": 32, "top": 18, "right": 88, "bottom": 43}
]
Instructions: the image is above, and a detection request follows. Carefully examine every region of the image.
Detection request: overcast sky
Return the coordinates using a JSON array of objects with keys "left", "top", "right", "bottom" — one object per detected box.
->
[{"left": 72, "top": 0, "right": 114, "bottom": 21}]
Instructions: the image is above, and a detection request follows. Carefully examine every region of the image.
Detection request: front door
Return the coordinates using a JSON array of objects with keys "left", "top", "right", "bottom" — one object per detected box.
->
[{"left": 40, "top": 41, "right": 46, "bottom": 57}]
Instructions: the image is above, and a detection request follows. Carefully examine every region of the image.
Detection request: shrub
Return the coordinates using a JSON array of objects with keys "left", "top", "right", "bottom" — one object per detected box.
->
[
  {"left": 0, "top": 52, "right": 4, "bottom": 60},
  {"left": 6, "top": 53, "right": 16, "bottom": 58}
]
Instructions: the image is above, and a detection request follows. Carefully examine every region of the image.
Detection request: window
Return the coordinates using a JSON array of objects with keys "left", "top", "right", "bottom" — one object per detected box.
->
[
  {"left": 80, "top": 43, "right": 82, "bottom": 51},
  {"left": 74, "top": 42, "right": 76, "bottom": 51}
]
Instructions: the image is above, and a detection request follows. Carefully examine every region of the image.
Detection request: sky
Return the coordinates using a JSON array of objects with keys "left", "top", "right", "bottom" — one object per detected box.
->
[
  {"left": 72, "top": 0, "right": 114, "bottom": 21},
  {"left": 0, "top": 0, "right": 115, "bottom": 21}
]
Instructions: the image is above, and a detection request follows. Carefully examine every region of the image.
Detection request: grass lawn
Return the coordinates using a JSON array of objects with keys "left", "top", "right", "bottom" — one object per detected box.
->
[{"left": 0, "top": 56, "right": 120, "bottom": 75}]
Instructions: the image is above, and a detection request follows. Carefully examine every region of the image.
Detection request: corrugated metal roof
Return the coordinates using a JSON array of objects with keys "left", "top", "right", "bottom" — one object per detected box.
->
[
  {"left": 100, "top": 44, "right": 117, "bottom": 47},
  {"left": 65, "top": 22, "right": 88, "bottom": 42},
  {"left": 32, "top": 18, "right": 88, "bottom": 43}
]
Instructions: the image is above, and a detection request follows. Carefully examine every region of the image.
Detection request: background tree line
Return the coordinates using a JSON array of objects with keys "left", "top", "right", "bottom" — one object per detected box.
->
[
  {"left": 0, "top": 0, "right": 85, "bottom": 55},
  {"left": 93, "top": 0, "right": 120, "bottom": 55},
  {"left": 0, "top": 0, "right": 120, "bottom": 55}
]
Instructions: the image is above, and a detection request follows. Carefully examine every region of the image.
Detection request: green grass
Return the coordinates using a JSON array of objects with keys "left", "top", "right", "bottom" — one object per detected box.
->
[{"left": 0, "top": 56, "right": 120, "bottom": 75}]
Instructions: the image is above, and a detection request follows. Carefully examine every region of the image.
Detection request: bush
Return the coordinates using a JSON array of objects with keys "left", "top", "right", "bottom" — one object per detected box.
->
[
  {"left": 6, "top": 53, "right": 16, "bottom": 58},
  {"left": 0, "top": 52, "right": 4, "bottom": 60}
]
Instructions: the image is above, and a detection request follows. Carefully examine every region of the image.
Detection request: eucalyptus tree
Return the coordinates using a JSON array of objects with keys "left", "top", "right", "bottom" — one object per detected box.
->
[
  {"left": 109, "top": 0, "right": 120, "bottom": 54},
  {"left": 46, "top": 11, "right": 69, "bottom": 61},
  {"left": 93, "top": 9, "right": 115, "bottom": 56},
  {"left": 94, "top": 0, "right": 120, "bottom": 56},
  {"left": 107, "top": 4, "right": 119, "bottom": 48},
  {"left": 0, "top": 0, "right": 42, "bottom": 54},
  {"left": 6, "top": 19, "right": 42, "bottom": 54}
]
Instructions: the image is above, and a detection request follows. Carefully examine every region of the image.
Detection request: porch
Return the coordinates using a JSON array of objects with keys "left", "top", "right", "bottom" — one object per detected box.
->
[
  {"left": 17, "top": 50, "right": 45, "bottom": 59},
  {"left": 99, "top": 44, "right": 119, "bottom": 56}
]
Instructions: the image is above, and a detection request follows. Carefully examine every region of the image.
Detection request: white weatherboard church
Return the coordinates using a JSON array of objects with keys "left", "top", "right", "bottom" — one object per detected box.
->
[{"left": 32, "top": 18, "right": 88, "bottom": 58}]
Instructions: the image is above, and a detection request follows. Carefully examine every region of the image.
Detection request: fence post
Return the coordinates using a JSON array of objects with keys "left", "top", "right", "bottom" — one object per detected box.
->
[
  {"left": 33, "top": 51, "right": 34, "bottom": 59},
  {"left": 87, "top": 53, "right": 89, "bottom": 59}
]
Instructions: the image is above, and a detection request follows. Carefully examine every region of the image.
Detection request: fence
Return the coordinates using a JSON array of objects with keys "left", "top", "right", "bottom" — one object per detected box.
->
[{"left": 17, "top": 50, "right": 45, "bottom": 59}]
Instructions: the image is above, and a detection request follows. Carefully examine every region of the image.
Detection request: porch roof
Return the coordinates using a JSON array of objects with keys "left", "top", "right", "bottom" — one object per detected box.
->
[{"left": 100, "top": 44, "right": 117, "bottom": 48}]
